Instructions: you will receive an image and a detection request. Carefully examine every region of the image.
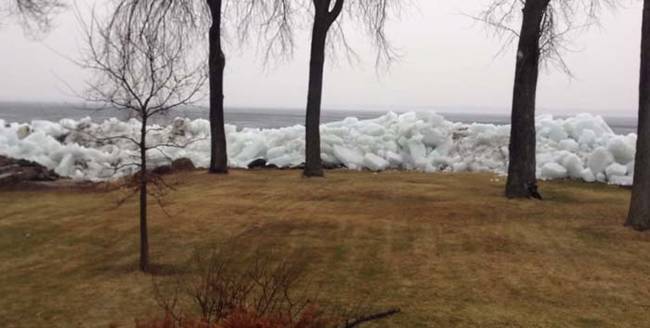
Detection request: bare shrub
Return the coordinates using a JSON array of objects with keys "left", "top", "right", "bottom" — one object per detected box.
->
[{"left": 146, "top": 238, "right": 399, "bottom": 328}]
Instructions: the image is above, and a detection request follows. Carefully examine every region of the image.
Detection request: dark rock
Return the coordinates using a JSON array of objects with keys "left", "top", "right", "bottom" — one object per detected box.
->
[
  {"left": 171, "top": 158, "right": 195, "bottom": 171},
  {"left": 152, "top": 165, "right": 173, "bottom": 175},
  {"left": 323, "top": 161, "right": 345, "bottom": 170},
  {"left": 287, "top": 161, "right": 344, "bottom": 170},
  {"left": 0, "top": 155, "right": 59, "bottom": 185},
  {"left": 55, "top": 133, "right": 69, "bottom": 143},
  {"left": 452, "top": 127, "right": 469, "bottom": 141},
  {"left": 0, "top": 164, "right": 19, "bottom": 173},
  {"left": 151, "top": 158, "right": 195, "bottom": 176},
  {"left": 247, "top": 158, "right": 268, "bottom": 169},
  {"left": 0, "top": 156, "right": 14, "bottom": 167}
]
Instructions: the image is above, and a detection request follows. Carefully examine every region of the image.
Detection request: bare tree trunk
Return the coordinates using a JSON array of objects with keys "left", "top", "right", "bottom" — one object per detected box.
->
[
  {"left": 208, "top": 0, "right": 228, "bottom": 174},
  {"left": 304, "top": 0, "right": 343, "bottom": 177},
  {"left": 626, "top": 0, "right": 650, "bottom": 231},
  {"left": 505, "top": 0, "right": 550, "bottom": 199},
  {"left": 304, "top": 15, "right": 328, "bottom": 177},
  {"left": 139, "top": 117, "right": 149, "bottom": 272}
]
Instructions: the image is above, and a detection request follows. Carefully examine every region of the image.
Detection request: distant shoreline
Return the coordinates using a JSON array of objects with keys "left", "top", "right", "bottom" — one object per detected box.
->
[{"left": 0, "top": 101, "right": 638, "bottom": 134}]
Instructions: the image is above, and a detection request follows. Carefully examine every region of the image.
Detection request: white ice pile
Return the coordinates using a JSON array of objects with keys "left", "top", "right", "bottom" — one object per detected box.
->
[{"left": 0, "top": 112, "right": 638, "bottom": 184}]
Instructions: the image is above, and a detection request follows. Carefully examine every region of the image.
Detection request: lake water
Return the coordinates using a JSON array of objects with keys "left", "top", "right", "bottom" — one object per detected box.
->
[{"left": 0, "top": 101, "right": 638, "bottom": 135}]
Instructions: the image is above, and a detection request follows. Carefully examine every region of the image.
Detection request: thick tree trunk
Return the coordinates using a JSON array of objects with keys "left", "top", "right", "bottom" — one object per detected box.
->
[
  {"left": 505, "top": 0, "right": 550, "bottom": 199},
  {"left": 303, "top": 0, "right": 343, "bottom": 177},
  {"left": 208, "top": 0, "right": 228, "bottom": 174},
  {"left": 139, "top": 118, "right": 149, "bottom": 272},
  {"left": 304, "top": 16, "right": 328, "bottom": 177},
  {"left": 626, "top": 0, "right": 650, "bottom": 231}
]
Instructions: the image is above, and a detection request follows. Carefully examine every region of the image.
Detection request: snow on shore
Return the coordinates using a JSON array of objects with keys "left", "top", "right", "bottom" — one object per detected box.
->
[{"left": 0, "top": 112, "right": 637, "bottom": 184}]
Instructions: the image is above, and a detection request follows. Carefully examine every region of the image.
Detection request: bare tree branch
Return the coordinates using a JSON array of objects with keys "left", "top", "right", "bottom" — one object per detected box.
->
[
  {"left": 1, "top": 0, "right": 65, "bottom": 35},
  {"left": 476, "top": 0, "right": 616, "bottom": 74}
]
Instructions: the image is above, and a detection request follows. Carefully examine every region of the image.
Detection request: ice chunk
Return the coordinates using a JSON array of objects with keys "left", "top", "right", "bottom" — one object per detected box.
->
[
  {"left": 32, "top": 120, "right": 68, "bottom": 138},
  {"left": 560, "top": 154, "right": 584, "bottom": 179},
  {"left": 333, "top": 146, "right": 364, "bottom": 169},
  {"left": 578, "top": 129, "right": 597, "bottom": 147},
  {"left": 267, "top": 154, "right": 301, "bottom": 168},
  {"left": 363, "top": 154, "right": 389, "bottom": 171},
  {"left": 548, "top": 126, "right": 568, "bottom": 143},
  {"left": 541, "top": 162, "right": 568, "bottom": 179},
  {"left": 421, "top": 127, "right": 449, "bottom": 148},
  {"left": 452, "top": 162, "right": 468, "bottom": 172},
  {"left": 359, "top": 122, "right": 385, "bottom": 136},
  {"left": 581, "top": 169, "right": 596, "bottom": 183},
  {"left": 607, "top": 136, "right": 635, "bottom": 164},
  {"left": 266, "top": 146, "right": 286, "bottom": 160},
  {"left": 233, "top": 139, "right": 267, "bottom": 163},
  {"left": 605, "top": 163, "right": 627, "bottom": 178},
  {"left": 384, "top": 151, "right": 402, "bottom": 167},
  {"left": 55, "top": 153, "right": 76, "bottom": 176},
  {"left": 627, "top": 161, "right": 635, "bottom": 176},
  {"left": 609, "top": 175, "right": 633, "bottom": 186},
  {"left": 406, "top": 137, "right": 428, "bottom": 168},
  {"left": 566, "top": 113, "right": 614, "bottom": 139},
  {"left": 558, "top": 139, "right": 579, "bottom": 152},
  {"left": 538, "top": 116, "right": 568, "bottom": 142},
  {"left": 587, "top": 147, "right": 614, "bottom": 174}
]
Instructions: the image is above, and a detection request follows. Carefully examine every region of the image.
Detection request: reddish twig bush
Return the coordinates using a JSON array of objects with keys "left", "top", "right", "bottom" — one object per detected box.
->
[{"left": 143, "top": 238, "right": 399, "bottom": 328}]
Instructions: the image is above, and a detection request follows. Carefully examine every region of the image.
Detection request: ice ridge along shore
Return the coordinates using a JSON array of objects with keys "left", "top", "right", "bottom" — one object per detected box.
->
[{"left": 0, "top": 111, "right": 637, "bottom": 184}]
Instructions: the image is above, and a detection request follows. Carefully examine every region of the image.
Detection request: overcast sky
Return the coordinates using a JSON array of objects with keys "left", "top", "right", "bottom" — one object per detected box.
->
[{"left": 0, "top": 0, "right": 643, "bottom": 115}]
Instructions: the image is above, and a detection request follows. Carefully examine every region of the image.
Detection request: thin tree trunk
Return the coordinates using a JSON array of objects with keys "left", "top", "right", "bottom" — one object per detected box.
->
[
  {"left": 304, "top": 16, "right": 328, "bottom": 177},
  {"left": 208, "top": 0, "right": 228, "bottom": 174},
  {"left": 505, "top": 0, "right": 550, "bottom": 199},
  {"left": 139, "top": 117, "right": 149, "bottom": 272},
  {"left": 626, "top": 0, "right": 650, "bottom": 231}
]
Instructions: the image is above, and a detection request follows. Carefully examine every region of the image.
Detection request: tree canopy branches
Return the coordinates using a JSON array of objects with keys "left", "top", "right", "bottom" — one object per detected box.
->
[
  {"left": 80, "top": 0, "right": 206, "bottom": 117},
  {"left": 479, "top": 0, "right": 616, "bottom": 74},
  {"left": 1, "top": 0, "right": 66, "bottom": 35},
  {"left": 229, "top": 0, "right": 400, "bottom": 67}
]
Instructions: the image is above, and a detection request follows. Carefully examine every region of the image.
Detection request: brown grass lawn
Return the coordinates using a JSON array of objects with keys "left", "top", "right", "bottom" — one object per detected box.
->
[{"left": 1, "top": 170, "right": 649, "bottom": 327}]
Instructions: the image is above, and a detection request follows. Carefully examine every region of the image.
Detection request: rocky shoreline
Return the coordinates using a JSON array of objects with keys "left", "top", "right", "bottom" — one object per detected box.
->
[
  {"left": 0, "top": 155, "right": 203, "bottom": 187},
  {"left": 0, "top": 155, "right": 60, "bottom": 185}
]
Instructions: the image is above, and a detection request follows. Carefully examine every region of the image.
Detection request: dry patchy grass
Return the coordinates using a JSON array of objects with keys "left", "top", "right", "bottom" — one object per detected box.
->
[{"left": 1, "top": 170, "right": 649, "bottom": 327}]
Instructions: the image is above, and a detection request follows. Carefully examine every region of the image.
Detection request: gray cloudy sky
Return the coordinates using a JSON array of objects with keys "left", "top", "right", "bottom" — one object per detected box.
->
[{"left": 0, "top": 0, "right": 642, "bottom": 115}]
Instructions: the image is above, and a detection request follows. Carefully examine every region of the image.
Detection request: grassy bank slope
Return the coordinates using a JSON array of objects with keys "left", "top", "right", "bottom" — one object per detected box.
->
[{"left": 1, "top": 170, "right": 648, "bottom": 327}]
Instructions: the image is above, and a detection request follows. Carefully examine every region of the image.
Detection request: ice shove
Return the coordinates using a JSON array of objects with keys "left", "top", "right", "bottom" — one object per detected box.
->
[{"left": 0, "top": 112, "right": 638, "bottom": 185}]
